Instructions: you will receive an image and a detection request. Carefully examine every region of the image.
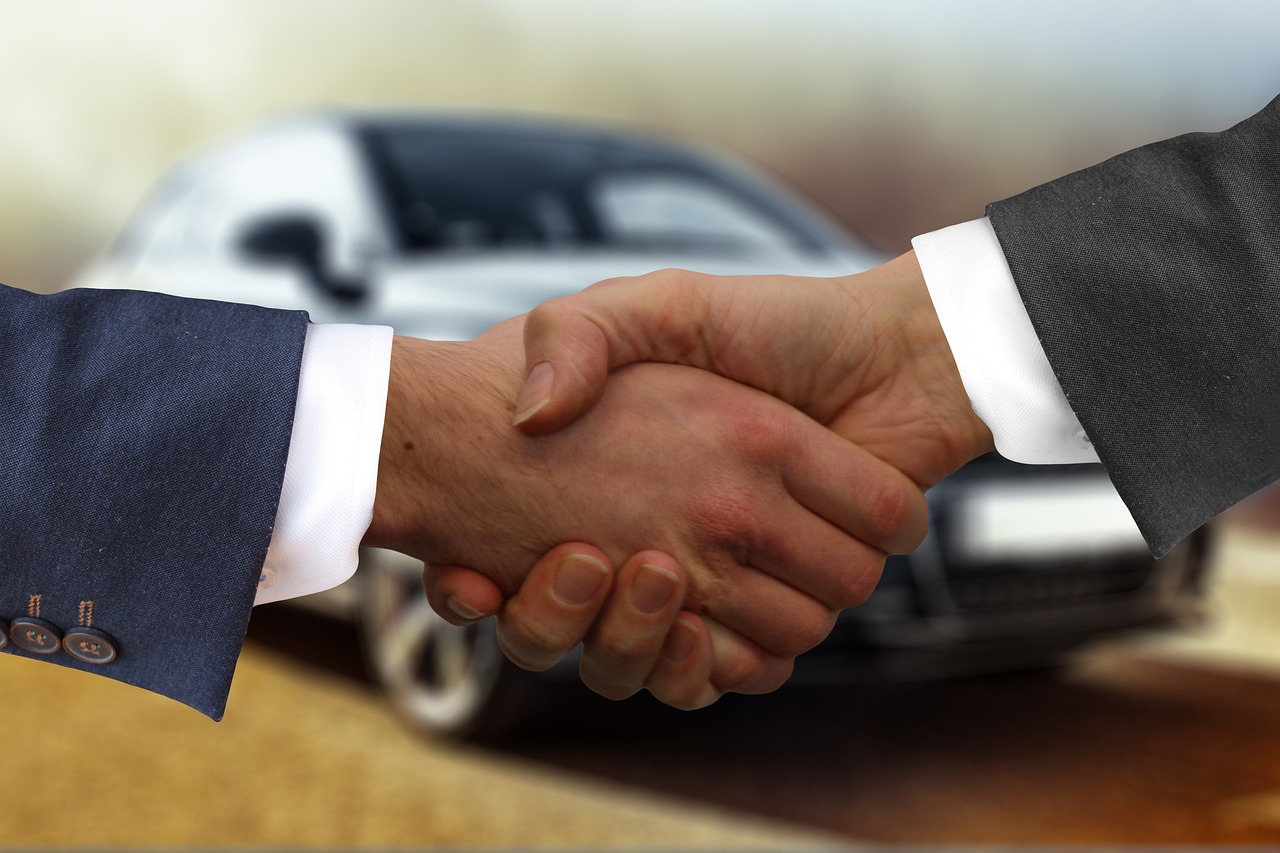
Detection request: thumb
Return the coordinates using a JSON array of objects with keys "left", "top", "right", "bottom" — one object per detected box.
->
[
  {"left": 511, "top": 272, "right": 700, "bottom": 434},
  {"left": 510, "top": 295, "right": 616, "bottom": 434}
]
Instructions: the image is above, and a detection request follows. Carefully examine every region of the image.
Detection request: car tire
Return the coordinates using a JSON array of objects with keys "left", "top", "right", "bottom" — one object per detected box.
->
[{"left": 357, "top": 549, "right": 537, "bottom": 741}]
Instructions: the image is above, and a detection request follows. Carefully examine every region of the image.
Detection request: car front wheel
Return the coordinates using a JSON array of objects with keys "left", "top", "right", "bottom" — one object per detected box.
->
[{"left": 357, "top": 549, "right": 536, "bottom": 740}]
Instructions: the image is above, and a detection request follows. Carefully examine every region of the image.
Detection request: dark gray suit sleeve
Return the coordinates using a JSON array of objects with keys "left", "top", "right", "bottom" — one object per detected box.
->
[
  {"left": 0, "top": 284, "right": 309, "bottom": 719},
  {"left": 987, "top": 95, "right": 1280, "bottom": 557}
]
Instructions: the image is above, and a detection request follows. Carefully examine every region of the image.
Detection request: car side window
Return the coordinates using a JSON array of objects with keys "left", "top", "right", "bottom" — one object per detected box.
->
[{"left": 592, "top": 172, "right": 799, "bottom": 254}]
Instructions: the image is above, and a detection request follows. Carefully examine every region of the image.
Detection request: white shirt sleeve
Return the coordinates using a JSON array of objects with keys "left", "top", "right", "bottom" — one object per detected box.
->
[
  {"left": 254, "top": 323, "right": 394, "bottom": 605},
  {"left": 911, "top": 217, "right": 1100, "bottom": 465}
]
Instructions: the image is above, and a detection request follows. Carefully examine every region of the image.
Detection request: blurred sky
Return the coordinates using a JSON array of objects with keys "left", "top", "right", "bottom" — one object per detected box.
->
[{"left": 1, "top": 0, "right": 1278, "bottom": 289}]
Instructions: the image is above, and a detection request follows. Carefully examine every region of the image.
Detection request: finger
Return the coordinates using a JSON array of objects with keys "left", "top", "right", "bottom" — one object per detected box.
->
[
  {"left": 513, "top": 271, "right": 704, "bottom": 434},
  {"left": 704, "top": 618, "right": 796, "bottom": 695},
  {"left": 578, "top": 552, "right": 687, "bottom": 700},
  {"left": 730, "top": 490, "right": 891, "bottom": 615},
  {"left": 643, "top": 613, "right": 721, "bottom": 710},
  {"left": 693, "top": 561, "right": 844, "bottom": 659},
  {"left": 673, "top": 384, "right": 919, "bottom": 612},
  {"left": 422, "top": 565, "right": 507, "bottom": 626},
  {"left": 495, "top": 545, "right": 614, "bottom": 672},
  {"left": 781, "top": 423, "right": 930, "bottom": 556}
]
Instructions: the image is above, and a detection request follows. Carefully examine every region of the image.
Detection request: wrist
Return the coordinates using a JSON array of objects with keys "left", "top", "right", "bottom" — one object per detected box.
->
[
  {"left": 361, "top": 333, "right": 549, "bottom": 593},
  {"left": 364, "top": 337, "right": 504, "bottom": 562},
  {"left": 836, "top": 252, "right": 995, "bottom": 484},
  {"left": 895, "top": 251, "right": 995, "bottom": 462},
  {"left": 362, "top": 336, "right": 441, "bottom": 556}
]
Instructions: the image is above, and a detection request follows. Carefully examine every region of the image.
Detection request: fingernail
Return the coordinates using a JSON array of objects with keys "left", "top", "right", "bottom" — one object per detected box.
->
[
  {"left": 631, "top": 563, "right": 679, "bottom": 614},
  {"left": 553, "top": 554, "right": 608, "bottom": 606},
  {"left": 447, "top": 596, "right": 485, "bottom": 622},
  {"left": 512, "top": 361, "right": 555, "bottom": 426},
  {"left": 662, "top": 616, "right": 698, "bottom": 663}
]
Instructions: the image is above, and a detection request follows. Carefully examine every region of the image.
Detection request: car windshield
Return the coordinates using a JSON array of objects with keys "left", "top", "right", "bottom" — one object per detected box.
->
[{"left": 358, "top": 123, "right": 839, "bottom": 257}]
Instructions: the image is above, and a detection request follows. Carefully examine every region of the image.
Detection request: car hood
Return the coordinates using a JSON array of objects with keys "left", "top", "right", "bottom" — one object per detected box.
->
[{"left": 362, "top": 247, "right": 883, "bottom": 340}]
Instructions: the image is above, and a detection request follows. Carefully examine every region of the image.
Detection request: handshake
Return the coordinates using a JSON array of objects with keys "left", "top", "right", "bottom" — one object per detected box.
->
[{"left": 363, "top": 252, "right": 996, "bottom": 709}]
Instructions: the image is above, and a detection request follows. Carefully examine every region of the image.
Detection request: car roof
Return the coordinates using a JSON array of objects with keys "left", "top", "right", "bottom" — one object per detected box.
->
[
  {"left": 150, "top": 109, "right": 708, "bottom": 205},
  {"left": 336, "top": 108, "right": 707, "bottom": 160}
]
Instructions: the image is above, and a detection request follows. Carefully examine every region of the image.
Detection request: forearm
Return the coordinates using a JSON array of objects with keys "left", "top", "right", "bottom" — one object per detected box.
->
[
  {"left": 987, "top": 94, "right": 1280, "bottom": 555},
  {"left": 0, "top": 284, "right": 308, "bottom": 719}
]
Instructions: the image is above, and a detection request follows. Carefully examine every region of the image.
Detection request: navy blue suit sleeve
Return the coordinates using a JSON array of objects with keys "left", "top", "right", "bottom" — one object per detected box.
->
[
  {"left": 0, "top": 284, "right": 309, "bottom": 719},
  {"left": 987, "top": 95, "right": 1280, "bottom": 558}
]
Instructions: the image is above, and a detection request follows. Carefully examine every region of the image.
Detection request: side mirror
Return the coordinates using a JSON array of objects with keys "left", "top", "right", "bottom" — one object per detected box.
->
[
  {"left": 237, "top": 214, "right": 367, "bottom": 305},
  {"left": 239, "top": 214, "right": 323, "bottom": 272}
]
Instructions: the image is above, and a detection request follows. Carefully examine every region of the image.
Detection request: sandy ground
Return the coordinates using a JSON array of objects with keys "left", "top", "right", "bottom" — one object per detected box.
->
[
  {"left": 4, "top": 513, "right": 1280, "bottom": 849},
  {"left": 0, "top": 628, "right": 842, "bottom": 849},
  {"left": 1132, "top": 520, "right": 1280, "bottom": 675}
]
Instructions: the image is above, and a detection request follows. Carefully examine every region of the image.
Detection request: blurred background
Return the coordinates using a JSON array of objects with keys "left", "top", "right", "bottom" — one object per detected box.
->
[
  {"left": 7, "top": 0, "right": 1278, "bottom": 291},
  {"left": 5, "top": 0, "right": 1280, "bottom": 849}
]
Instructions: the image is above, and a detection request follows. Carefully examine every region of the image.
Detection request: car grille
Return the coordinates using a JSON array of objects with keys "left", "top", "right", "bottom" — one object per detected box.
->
[
  {"left": 919, "top": 455, "right": 1168, "bottom": 617},
  {"left": 942, "top": 559, "right": 1154, "bottom": 613}
]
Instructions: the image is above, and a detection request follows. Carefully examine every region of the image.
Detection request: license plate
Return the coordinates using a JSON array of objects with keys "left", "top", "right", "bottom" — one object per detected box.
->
[{"left": 952, "top": 478, "right": 1148, "bottom": 561}]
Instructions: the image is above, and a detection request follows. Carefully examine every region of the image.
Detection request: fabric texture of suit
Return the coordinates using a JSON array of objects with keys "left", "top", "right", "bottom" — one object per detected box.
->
[
  {"left": 0, "top": 284, "right": 308, "bottom": 719},
  {"left": 988, "top": 94, "right": 1280, "bottom": 557}
]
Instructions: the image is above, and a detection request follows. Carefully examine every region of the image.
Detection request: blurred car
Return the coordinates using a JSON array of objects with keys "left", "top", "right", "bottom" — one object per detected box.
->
[{"left": 73, "top": 110, "right": 1209, "bottom": 738}]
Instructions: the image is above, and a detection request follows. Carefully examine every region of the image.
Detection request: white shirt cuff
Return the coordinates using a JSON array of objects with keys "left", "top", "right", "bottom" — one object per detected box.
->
[
  {"left": 912, "top": 218, "right": 1100, "bottom": 465},
  {"left": 255, "top": 323, "right": 394, "bottom": 605}
]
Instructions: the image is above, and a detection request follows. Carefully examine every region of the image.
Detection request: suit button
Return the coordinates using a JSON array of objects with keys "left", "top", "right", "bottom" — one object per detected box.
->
[
  {"left": 0, "top": 619, "right": 8, "bottom": 649},
  {"left": 62, "top": 627, "right": 118, "bottom": 665},
  {"left": 9, "top": 617, "right": 62, "bottom": 654}
]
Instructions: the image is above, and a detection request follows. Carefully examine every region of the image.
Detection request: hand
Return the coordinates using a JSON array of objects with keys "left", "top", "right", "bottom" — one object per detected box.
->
[
  {"left": 427, "top": 546, "right": 721, "bottom": 709},
  {"left": 364, "top": 318, "right": 929, "bottom": 699},
  {"left": 511, "top": 252, "right": 995, "bottom": 490},
  {"left": 415, "top": 253, "right": 989, "bottom": 707}
]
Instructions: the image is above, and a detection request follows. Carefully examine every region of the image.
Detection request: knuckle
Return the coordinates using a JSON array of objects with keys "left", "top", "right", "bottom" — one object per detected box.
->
[
  {"left": 525, "top": 295, "right": 570, "bottom": 332},
  {"left": 736, "top": 656, "right": 794, "bottom": 695},
  {"left": 691, "top": 484, "right": 762, "bottom": 546},
  {"left": 864, "top": 474, "right": 920, "bottom": 550},
  {"left": 496, "top": 619, "right": 574, "bottom": 670},
  {"left": 683, "top": 686, "right": 724, "bottom": 710},
  {"left": 779, "top": 611, "right": 839, "bottom": 657},
  {"left": 589, "top": 272, "right": 640, "bottom": 292},
  {"left": 496, "top": 632, "right": 559, "bottom": 673},
  {"left": 649, "top": 680, "right": 719, "bottom": 712},
  {"left": 712, "top": 648, "right": 767, "bottom": 693},
  {"left": 527, "top": 294, "right": 596, "bottom": 339},
  {"left": 723, "top": 406, "right": 789, "bottom": 463},
  {"left": 578, "top": 630, "right": 665, "bottom": 699},
  {"left": 525, "top": 297, "right": 555, "bottom": 322},
  {"left": 831, "top": 554, "right": 886, "bottom": 609},
  {"left": 579, "top": 663, "right": 641, "bottom": 702},
  {"left": 750, "top": 597, "right": 839, "bottom": 658},
  {"left": 649, "top": 267, "right": 693, "bottom": 288},
  {"left": 903, "top": 488, "right": 931, "bottom": 550},
  {"left": 598, "top": 632, "right": 663, "bottom": 668}
]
